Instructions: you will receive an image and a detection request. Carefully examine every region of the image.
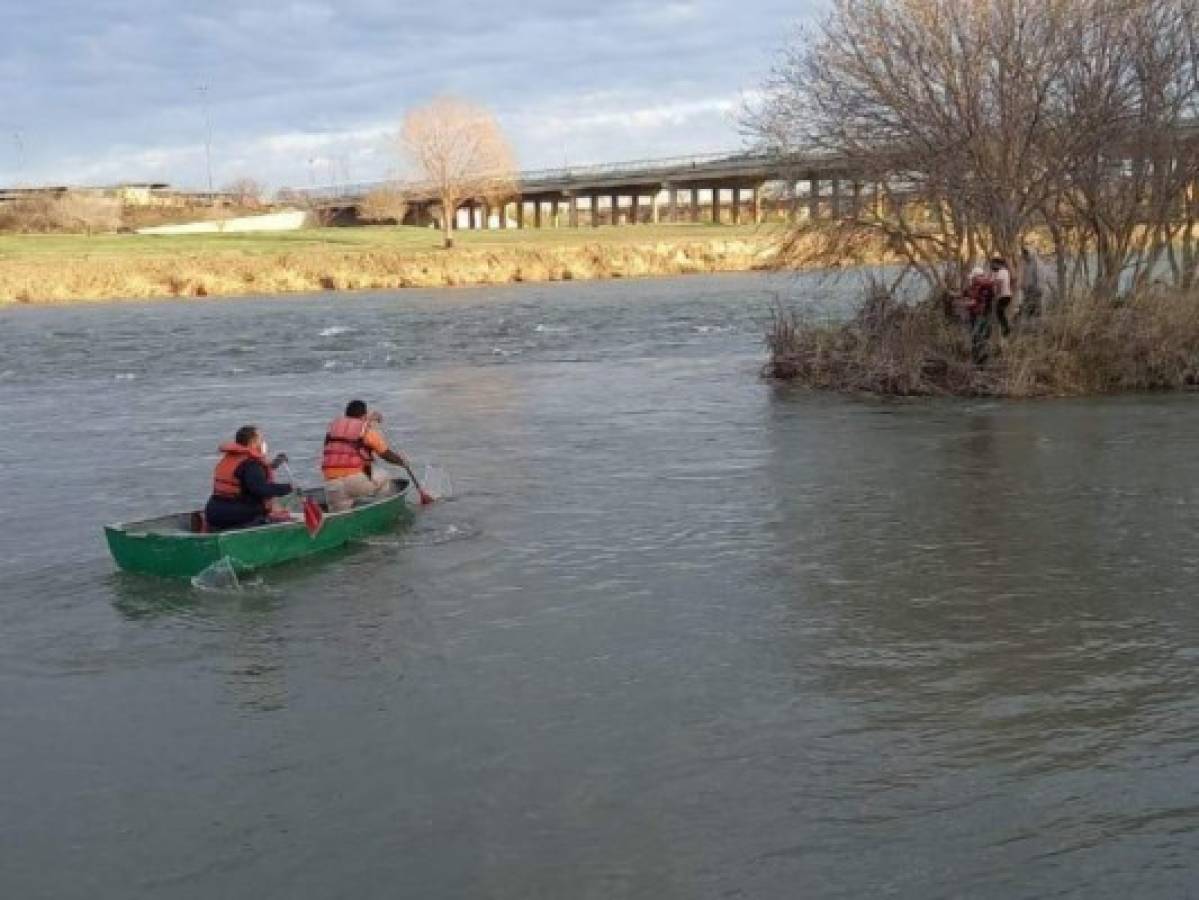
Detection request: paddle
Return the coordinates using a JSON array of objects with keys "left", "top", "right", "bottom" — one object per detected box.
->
[
  {"left": 403, "top": 461, "right": 436, "bottom": 506},
  {"left": 280, "top": 461, "right": 325, "bottom": 537},
  {"left": 375, "top": 421, "right": 435, "bottom": 505}
]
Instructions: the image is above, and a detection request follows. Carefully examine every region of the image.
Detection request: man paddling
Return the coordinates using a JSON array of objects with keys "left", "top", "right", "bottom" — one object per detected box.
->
[
  {"left": 205, "top": 425, "right": 294, "bottom": 530},
  {"left": 321, "top": 400, "right": 414, "bottom": 512}
]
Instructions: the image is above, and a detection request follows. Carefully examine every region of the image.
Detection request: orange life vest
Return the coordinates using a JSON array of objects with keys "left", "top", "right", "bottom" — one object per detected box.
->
[
  {"left": 322, "top": 416, "right": 373, "bottom": 475},
  {"left": 212, "top": 441, "right": 271, "bottom": 500}
]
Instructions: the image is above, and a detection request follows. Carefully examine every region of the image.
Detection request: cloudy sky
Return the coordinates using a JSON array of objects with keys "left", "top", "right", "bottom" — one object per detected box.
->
[{"left": 0, "top": 0, "right": 821, "bottom": 190}]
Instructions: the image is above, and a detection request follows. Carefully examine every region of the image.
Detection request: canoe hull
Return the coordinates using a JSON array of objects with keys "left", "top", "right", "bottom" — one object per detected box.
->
[{"left": 104, "top": 487, "right": 413, "bottom": 579}]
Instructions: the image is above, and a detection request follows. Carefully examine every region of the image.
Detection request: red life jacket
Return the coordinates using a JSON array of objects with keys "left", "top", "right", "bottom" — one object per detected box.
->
[
  {"left": 322, "top": 416, "right": 373, "bottom": 475},
  {"left": 212, "top": 441, "right": 271, "bottom": 499}
]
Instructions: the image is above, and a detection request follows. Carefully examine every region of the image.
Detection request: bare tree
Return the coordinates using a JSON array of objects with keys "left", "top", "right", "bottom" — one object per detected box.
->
[
  {"left": 358, "top": 182, "right": 409, "bottom": 224},
  {"left": 749, "top": 0, "right": 1199, "bottom": 302},
  {"left": 223, "top": 178, "right": 265, "bottom": 207},
  {"left": 400, "top": 96, "right": 518, "bottom": 248}
]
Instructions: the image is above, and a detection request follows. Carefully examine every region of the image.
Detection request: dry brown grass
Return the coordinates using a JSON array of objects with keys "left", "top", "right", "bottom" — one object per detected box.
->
[
  {"left": 0, "top": 234, "right": 781, "bottom": 304},
  {"left": 0, "top": 193, "right": 123, "bottom": 235},
  {"left": 766, "top": 287, "right": 1199, "bottom": 397}
]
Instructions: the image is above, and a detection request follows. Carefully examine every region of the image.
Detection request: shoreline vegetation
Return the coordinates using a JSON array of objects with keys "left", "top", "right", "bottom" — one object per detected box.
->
[
  {"left": 767, "top": 286, "right": 1199, "bottom": 398},
  {"left": 0, "top": 224, "right": 784, "bottom": 305},
  {"left": 749, "top": 0, "right": 1199, "bottom": 400}
]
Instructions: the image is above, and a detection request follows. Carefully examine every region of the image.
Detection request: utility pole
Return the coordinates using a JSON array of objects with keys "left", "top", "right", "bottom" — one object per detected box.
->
[
  {"left": 0, "top": 122, "right": 24, "bottom": 185},
  {"left": 12, "top": 131, "right": 25, "bottom": 184},
  {"left": 197, "top": 85, "right": 214, "bottom": 193}
]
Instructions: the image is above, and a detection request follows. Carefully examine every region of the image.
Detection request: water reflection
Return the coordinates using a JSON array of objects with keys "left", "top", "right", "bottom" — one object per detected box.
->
[{"left": 758, "top": 390, "right": 1199, "bottom": 889}]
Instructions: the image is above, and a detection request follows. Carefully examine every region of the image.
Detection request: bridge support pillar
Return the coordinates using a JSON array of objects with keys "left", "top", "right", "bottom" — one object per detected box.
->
[
  {"left": 651, "top": 190, "right": 660, "bottom": 224},
  {"left": 632, "top": 194, "right": 641, "bottom": 224},
  {"left": 667, "top": 186, "right": 678, "bottom": 223},
  {"left": 710, "top": 186, "right": 720, "bottom": 224},
  {"left": 831, "top": 178, "right": 842, "bottom": 219},
  {"left": 609, "top": 193, "right": 620, "bottom": 226},
  {"left": 534, "top": 198, "right": 543, "bottom": 229},
  {"left": 752, "top": 184, "right": 762, "bottom": 224},
  {"left": 689, "top": 188, "right": 699, "bottom": 223},
  {"left": 809, "top": 178, "right": 820, "bottom": 221},
  {"left": 590, "top": 195, "right": 599, "bottom": 227},
  {"left": 516, "top": 201, "right": 524, "bottom": 229},
  {"left": 567, "top": 194, "right": 579, "bottom": 228}
]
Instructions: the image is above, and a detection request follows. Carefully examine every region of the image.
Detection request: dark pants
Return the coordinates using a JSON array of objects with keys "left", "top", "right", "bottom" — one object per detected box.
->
[
  {"left": 204, "top": 497, "right": 268, "bottom": 531},
  {"left": 970, "top": 311, "right": 991, "bottom": 365},
  {"left": 1021, "top": 287, "right": 1043, "bottom": 319},
  {"left": 996, "top": 297, "right": 1012, "bottom": 337}
]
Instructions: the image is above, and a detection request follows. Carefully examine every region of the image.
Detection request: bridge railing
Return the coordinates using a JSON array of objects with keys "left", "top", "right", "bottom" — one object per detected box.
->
[{"left": 291, "top": 149, "right": 800, "bottom": 202}]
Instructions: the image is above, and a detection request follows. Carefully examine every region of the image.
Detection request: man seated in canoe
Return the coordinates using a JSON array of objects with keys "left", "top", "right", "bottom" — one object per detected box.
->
[
  {"left": 204, "top": 425, "right": 295, "bottom": 531},
  {"left": 321, "top": 400, "right": 413, "bottom": 512}
]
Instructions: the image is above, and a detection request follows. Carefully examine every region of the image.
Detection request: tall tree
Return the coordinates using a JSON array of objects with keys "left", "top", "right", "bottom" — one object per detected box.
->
[
  {"left": 750, "top": 0, "right": 1199, "bottom": 300},
  {"left": 401, "top": 97, "right": 518, "bottom": 248}
]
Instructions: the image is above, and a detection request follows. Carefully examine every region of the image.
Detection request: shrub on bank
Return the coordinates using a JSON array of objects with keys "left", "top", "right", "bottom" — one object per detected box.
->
[
  {"left": 0, "top": 193, "right": 123, "bottom": 234},
  {"left": 765, "top": 288, "right": 1199, "bottom": 397}
]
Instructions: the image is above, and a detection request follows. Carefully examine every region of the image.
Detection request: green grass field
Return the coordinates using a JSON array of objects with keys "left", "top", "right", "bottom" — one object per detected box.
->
[{"left": 0, "top": 223, "right": 780, "bottom": 260}]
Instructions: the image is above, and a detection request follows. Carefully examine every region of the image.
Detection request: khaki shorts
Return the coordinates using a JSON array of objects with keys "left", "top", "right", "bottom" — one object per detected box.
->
[{"left": 324, "top": 472, "right": 396, "bottom": 513}]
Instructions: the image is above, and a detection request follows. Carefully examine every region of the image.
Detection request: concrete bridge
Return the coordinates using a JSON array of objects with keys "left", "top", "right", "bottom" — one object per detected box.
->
[{"left": 298, "top": 150, "right": 868, "bottom": 229}]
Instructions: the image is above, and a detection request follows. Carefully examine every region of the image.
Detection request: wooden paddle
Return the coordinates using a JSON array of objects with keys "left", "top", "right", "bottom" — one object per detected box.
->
[{"left": 373, "top": 421, "right": 435, "bottom": 505}]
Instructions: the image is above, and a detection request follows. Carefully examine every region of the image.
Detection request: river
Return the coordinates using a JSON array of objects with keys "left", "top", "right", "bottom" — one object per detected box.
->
[{"left": 2, "top": 273, "right": 1198, "bottom": 898}]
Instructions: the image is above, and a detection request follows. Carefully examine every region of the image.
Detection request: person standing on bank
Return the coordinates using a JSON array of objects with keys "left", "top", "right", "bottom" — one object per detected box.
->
[
  {"left": 321, "top": 400, "right": 413, "bottom": 513},
  {"left": 1019, "top": 244, "right": 1043, "bottom": 318},
  {"left": 965, "top": 266, "right": 996, "bottom": 365},
  {"left": 205, "top": 425, "right": 294, "bottom": 530},
  {"left": 990, "top": 254, "right": 1013, "bottom": 337}
]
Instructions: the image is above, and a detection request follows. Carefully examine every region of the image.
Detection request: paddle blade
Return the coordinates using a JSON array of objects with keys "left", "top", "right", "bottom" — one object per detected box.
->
[
  {"left": 302, "top": 496, "right": 325, "bottom": 537},
  {"left": 419, "top": 464, "right": 453, "bottom": 501}
]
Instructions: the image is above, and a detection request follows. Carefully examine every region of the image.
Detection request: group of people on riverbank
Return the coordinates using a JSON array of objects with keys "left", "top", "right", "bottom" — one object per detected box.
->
[
  {"left": 950, "top": 246, "right": 1044, "bottom": 364},
  {"left": 203, "top": 400, "right": 414, "bottom": 531}
]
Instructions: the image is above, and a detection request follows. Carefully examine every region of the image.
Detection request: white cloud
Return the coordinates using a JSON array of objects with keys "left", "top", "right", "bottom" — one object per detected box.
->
[{"left": 0, "top": 0, "right": 821, "bottom": 187}]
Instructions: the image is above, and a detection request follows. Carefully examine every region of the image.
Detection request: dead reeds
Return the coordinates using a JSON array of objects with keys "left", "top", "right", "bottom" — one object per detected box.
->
[{"left": 766, "top": 287, "right": 1199, "bottom": 397}]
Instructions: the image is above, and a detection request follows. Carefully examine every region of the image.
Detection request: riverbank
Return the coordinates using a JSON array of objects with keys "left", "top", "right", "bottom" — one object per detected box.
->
[
  {"left": 0, "top": 224, "right": 784, "bottom": 304},
  {"left": 766, "top": 288, "right": 1199, "bottom": 398}
]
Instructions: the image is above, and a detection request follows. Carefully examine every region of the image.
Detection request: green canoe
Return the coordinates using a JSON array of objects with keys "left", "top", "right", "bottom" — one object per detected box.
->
[{"left": 104, "top": 479, "right": 414, "bottom": 579}]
